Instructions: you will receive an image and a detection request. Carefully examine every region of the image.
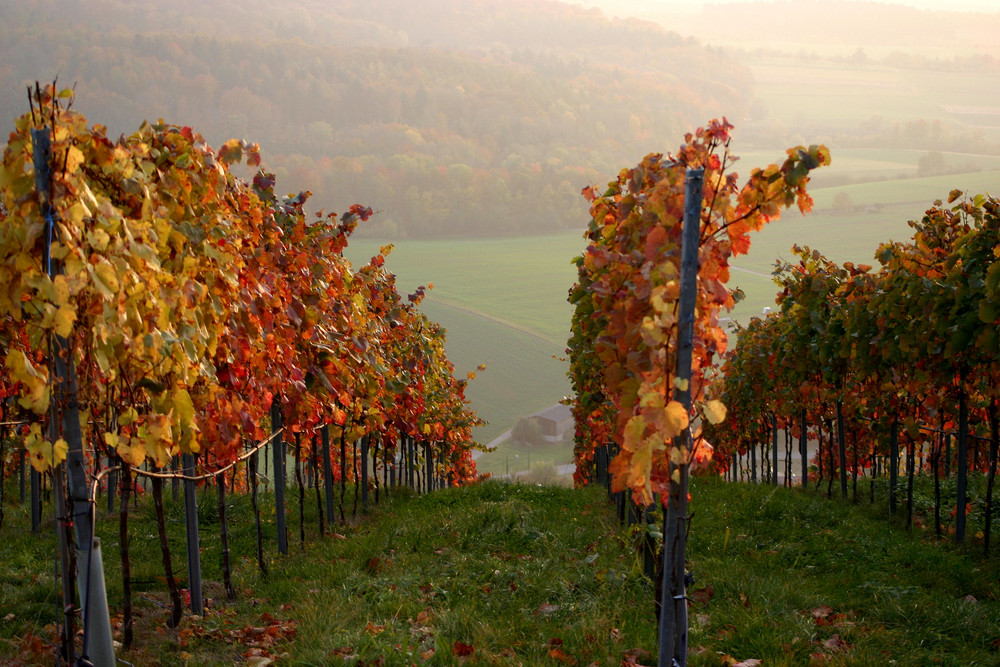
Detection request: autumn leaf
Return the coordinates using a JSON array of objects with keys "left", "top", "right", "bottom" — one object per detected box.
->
[
  {"left": 452, "top": 641, "right": 475, "bottom": 657},
  {"left": 53, "top": 305, "right": 76, "bottom": 337},
  {"left": 703, "top": 399, "right": 726, "bottom": 425},
  {"left": 663, "top": 401, "right": 689, "bottom": 434}
]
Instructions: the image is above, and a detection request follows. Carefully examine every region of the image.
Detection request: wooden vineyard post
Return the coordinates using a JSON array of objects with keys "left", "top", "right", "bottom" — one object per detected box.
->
[
  {"left": 249, "top": 447, "right": 268, "bottom": 575},
  {"left": 956, "top": 380, "right": 969, "bottom": 543},
  {"left": 800, "top": 410, "right": 808, "bottom": 489},
  {"left": 837, "top": 401, "right": 848, "bottom": 499},
  {"left": 322, "top": 424, "right": 335, "bottom": 522},
  {"left": 171, "top": 455, "right": 179, "bottom": 503},
  {"left": 30, "top": 467, "right": 41, "bottom": 532},
  {"left": 34, "top": 125, "right": 117, "bottom": 666},
  {"left": 658, "top": 166, "right": 702, "bottom": 667},
  {"left": 361, "top": 436, "right": 369, "bottom": 507},
  {"left": 642, "top": 502, "right": 658, "bottom": 581},
  {"left": 772, "top": 414, "right": 779, "bottom": 486},
  {"left": 19, "top": 448, "right": 26, "bottom": 503},
  {"left": 182, "top": 453, "right": 204, "bottom": 615},
  {"left": 271, "top": 399, "right": 288, "bottom": 555},
  {"left": 986, "top": 401, "right": 999, "bottom": 554},
  {"left": 889, "top": 419, "right": 899, "bottom": 515},
  {"left": 217, "top": 472, "right": 236, "bottom": 601},
  {"left": 425, "top": 441, "right": 432, "bottom": 493}
]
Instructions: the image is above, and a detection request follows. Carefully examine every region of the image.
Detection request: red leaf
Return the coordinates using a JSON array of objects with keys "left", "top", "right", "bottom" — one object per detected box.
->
[
  {"left": 823, "top": 634, "right": 849, "bottom": 652},
  {"left": 690, "top": 584, "right": 715, "bottom": 605},
  {"left": 452, "top": 641, "right": 475, "bottom": 657}
]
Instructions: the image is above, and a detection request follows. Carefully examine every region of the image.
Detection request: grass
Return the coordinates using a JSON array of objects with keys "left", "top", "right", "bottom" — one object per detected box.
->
[
  {"left": 0, "top": 477, "right": 655, "bottom": 666},
  {"left": 3, "top": 473, "right": 1000, "bottom": 665},
  {"left": 686, "top": 477, "right": 1000, "bottom": 666}
]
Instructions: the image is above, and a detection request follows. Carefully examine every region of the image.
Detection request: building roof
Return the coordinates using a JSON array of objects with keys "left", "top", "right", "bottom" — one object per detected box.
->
[{"left": 531, "top": 403, "right": 573, "bottom": 423}]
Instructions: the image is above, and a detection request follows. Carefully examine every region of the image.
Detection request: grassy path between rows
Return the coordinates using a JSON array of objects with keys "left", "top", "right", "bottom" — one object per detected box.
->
[{"left": 2, "top": 477, "right": 999, "bottom": 665}]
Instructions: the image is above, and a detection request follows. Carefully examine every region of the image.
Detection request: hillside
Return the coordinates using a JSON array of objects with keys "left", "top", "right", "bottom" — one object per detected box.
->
[{"left": 0, "top": 0, "right": 749, "bottom": 237}]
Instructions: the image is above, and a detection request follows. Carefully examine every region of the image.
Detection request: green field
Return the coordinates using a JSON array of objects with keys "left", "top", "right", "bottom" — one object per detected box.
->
[
  {"left": 747, "top": 59, "right": 1000, "bottom": 142},
  {"left": 344, "top": 234, "right": 584, "bottom": 452},
  {"left": 345, "top": 153, "right": 1000, "bottom": 471}
]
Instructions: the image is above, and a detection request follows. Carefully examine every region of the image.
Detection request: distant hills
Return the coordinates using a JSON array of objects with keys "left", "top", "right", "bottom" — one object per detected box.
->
[
  {"left": 3, "top": 0, "right": 998, "bottom": 238},
  {"left": 0, "top": 0, "right": 750, "bottom": 237}
]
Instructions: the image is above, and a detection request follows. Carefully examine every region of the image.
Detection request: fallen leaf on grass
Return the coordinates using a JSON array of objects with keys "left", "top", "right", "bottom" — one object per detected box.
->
[
  {"left": 811, "top": 606, "right": 833, "bottom": 620},
  {"left": 823, "top": 634, "right": 850, "bottom": 651},
  {"left": 452, "top": 640, "right": 475, "bottom": 657},
  {"left": 535, "top": 603, "right": 560, "bottom": 616},
  {"left": 548, "top": 647, "right": 576, "bottom": 664},
  {"left": 690, "top": 585, "right": 715, "bottom": 605},
  {"left": 622, "top": 647, "right": 652, "bottom": 666}
]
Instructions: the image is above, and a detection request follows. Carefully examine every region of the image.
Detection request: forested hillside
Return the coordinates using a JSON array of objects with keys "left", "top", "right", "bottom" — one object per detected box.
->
[{"left": 0, "top": 0, "right": 749, "bottom": 237}]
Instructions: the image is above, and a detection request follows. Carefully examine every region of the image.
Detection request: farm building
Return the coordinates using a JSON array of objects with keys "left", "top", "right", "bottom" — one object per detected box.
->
[{"left": 530, "top": 403, "right": 574, "bottom": 442}]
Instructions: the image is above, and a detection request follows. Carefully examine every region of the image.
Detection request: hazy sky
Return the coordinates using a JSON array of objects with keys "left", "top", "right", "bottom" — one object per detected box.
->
[{"left": 566, "top": 0, "right": 999, "bottom": 18}]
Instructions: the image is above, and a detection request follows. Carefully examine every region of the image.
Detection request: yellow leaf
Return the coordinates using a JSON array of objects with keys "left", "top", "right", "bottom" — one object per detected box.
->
[
  {"left": 664, "top": 401, "right": 689, "bottom": 434},
  {"left": 173, "top": 386, "right": 196, "bottom": 430},
  {"left": 148, "top": 413, "right": 173, "bottom": 443},
  {"left": 27, "top": 440, "right": 52, "bottom": 473},
  {"left": 629, "top": 446, "right": 654, "bottom": 505},
  {"left": 64, "top": 146, "right": 85, "bottom": 174},
  {"left": 104, "top": 432, "right": 119, "bottom": 449},
  {"left": 670, "top": 445, "right": 687, "bottom": 466},
  {"left": 117, "top": 407, "right": 138, "bottom": 427},
  {"left": 639, "top": 316, "right": 665, "bottom": 346},
  {"left": 650, "top": 285, "right": 672, "bottom": 314},
  {"left": 117, "top": 437, "right": 146, "bottom": 466},
  {"left": 703, "top": 400, "right": 727, "bottom": 425},
  {"left": 674, "top": 377, "right": 689, "bottom": 392},
  {"left": 52, "top": 275, "right": 71, "bottom": 307},
  {"left": 6, "top": 351, "right": 50, "bottom": 414},
  {"left": 52, "top": 438, "right": 68, "bottom": 466},
  {"left": 638, "top": 388, "right": 664, "bottom": 410},
  {"left": 92, "top": 261, "right": 119, "bottom": 299},
  {"left": 25, "top": 425, "right": 50, "bottom": 472},
  {"left": 88, "top": 227, "right": 111, "bottom": 252},
  {"left": 54, "top": 305, "right": 76, "bottom": 337},
  {"left": 622, "top": 415, "right": 647, "bottom": 452},
  {"left": 66, "top": 201, "right": 88, "bottom": 226}
]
